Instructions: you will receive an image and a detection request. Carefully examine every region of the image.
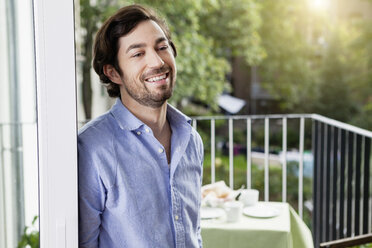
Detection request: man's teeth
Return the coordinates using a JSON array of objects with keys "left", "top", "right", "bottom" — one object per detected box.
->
[{"left": 147, "top": 74, "right": 166, "bottom": 82}]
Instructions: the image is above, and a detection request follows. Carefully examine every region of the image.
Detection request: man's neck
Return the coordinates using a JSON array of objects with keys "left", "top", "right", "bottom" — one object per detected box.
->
[
  {"left": 120, "top": 95, "right": 172, "bottom": 163},
  {"left": 120, "top": 96, "right": 168, "bottom": 139}
]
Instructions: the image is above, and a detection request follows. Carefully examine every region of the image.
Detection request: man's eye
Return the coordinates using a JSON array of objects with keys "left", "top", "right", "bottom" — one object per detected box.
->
[
  {"left": 159, "top": 45, "right": 168, "bottom": 51},
  {"left": 132, "top": 52, "right": 144, "bottom": 58}
]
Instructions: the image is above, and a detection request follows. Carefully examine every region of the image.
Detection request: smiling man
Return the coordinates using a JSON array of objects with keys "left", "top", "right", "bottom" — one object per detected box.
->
[{"left": 78, "top": 4, "right": 204, "bottom": 248}]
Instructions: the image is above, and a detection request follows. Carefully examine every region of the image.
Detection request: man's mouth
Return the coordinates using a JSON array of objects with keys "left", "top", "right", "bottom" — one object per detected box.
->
[{"left": 145, "top": 72, "right": 169, "bottom": 83}]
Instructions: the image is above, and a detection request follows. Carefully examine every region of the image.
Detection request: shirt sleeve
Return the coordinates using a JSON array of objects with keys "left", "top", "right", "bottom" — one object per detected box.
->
[{"left": 78, "top": 139, "right": 107, "bottom": 248}]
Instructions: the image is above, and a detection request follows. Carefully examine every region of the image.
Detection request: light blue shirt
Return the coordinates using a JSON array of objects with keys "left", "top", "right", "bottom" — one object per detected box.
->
[{"left": 78, "top": 99, "right": 203, "bottom": 248}]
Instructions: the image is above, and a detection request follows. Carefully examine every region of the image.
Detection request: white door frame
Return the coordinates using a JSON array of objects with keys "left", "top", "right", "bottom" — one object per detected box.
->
[{"left": 33, "top": 0, "right": 78, "bottom": 246}]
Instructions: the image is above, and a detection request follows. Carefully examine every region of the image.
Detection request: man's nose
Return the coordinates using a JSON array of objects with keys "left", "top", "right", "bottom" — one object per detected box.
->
[{"left": 146, "top": 50, "right": 165, "bottom": 68}]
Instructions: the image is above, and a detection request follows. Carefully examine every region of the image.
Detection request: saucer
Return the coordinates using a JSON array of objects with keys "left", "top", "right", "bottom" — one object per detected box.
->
[{"left": 243, "top": 205, "right": 280, "bottom": 218}]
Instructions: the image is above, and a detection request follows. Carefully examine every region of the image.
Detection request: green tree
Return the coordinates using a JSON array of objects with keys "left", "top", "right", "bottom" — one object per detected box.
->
[
  {"left": 349, "top": 20, "right": 372, "bottom": 129},
  {"left": 257, "top": 0, "right": 372, "bottom": 129},
  {"left": 314, "top": 24, "right": 361, "bottom": 122},
  {"left": 78, "top": 0, "right": 120, "bottom": 119},
  {"left": 78, "top": 0, "right": 264, "bottom": 114},
  {"left": 258, "top": 0, "right": 317, "bottom": 112},
  {"left": 198, "top": 0, "right": 265, "bottom": 65}
]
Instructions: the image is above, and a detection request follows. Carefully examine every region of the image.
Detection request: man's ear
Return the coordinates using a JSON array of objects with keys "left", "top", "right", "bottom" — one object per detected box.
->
[{"left": 103, "top": 64, "right": 122, "bottom": 85}]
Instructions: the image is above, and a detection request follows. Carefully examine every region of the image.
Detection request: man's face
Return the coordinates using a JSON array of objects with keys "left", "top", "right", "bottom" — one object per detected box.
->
[{"left": 115, "top": 20, "right": 177, "bottom": 108}]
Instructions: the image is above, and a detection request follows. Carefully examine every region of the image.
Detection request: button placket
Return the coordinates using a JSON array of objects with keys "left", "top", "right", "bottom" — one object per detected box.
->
[{"left": 171, "top": 186, "right": 186, "bottom": 247}]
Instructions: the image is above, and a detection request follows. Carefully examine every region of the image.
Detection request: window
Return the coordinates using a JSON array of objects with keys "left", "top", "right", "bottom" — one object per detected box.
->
[{"left": 0, "top": 0, "right": 38, "bottom": 246}]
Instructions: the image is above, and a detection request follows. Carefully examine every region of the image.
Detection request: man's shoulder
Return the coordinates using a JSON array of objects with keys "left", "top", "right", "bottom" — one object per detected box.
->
[
  {"left": 78, "top": 111, "right": 116, "bottom": 147},
  {"left": 190, "top": 126, "right": 203, "bottom": 155}
]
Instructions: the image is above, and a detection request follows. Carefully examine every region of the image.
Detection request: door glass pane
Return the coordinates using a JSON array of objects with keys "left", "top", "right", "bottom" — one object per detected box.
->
[{"left": 0, "top": 0, "right": 39, "bottom": 247}]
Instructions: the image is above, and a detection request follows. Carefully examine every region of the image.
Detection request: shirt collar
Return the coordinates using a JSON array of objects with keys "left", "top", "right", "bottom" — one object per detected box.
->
[
  {"left": 110, "top": 98, "right": 192, "bottom": 131},
  {"left": 166, "top": 103, "right": 192, "bottom": 127},
  {"left": 110, "top": 98, "right": 144, "bottom": 131}
]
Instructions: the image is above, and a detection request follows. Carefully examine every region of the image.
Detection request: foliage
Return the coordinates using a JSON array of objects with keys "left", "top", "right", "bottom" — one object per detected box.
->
[
  {"left": 313, "top": 24, "right": 361, "bottom": 122},
  {"left": 348, "top": 20, "right": 372, "bottom": 129},
  {"left": 78, "top": 0, "right": 372, "bottom": 128},
  {"left": 312, "top": 19, "right": 372, "bottom": 129},
  {"left": 138, "top": 0, "right": 264, "bottom": 109},
  {"left": 257, "top": 0, "right": 372, "bottom": 129},
  {"left": 18, "top": 216, "right": 39, "bottom": 248},
  {"left": 198, "top": 0, "right": 265, "bottom": 65},
  {"left": 351, "top": 243, "right": 372, "bottom": 248},
  {"left": 124, "top": 0, "right": 229, "bottom": 110},
  {"left": 78, "top": 0, "right": 121, "bottom": 119},
  {"left": 78, "top": 0, "right": 265, "bottom": 113},
  {"left": 258, "top": 0, "right": 318, "bottom": 112}
]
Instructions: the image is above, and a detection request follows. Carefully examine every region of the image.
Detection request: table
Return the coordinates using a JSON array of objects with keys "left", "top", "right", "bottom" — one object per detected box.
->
[{"left": 201, "top": 202, "right": 314, "bottom": 248}]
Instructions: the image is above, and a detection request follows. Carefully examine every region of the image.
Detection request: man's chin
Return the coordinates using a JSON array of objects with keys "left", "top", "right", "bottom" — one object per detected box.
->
[{"left": 134, "top": 91, "right": 172, "bottom": 108}]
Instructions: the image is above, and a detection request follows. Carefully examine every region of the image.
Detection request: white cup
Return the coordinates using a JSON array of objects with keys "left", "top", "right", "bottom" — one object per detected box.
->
[
  {"left": 239, "top": 189, "right": 259, "bottom": 206},
  {"left": 224, "top": 201, "right": 243, "bottom": 222}
]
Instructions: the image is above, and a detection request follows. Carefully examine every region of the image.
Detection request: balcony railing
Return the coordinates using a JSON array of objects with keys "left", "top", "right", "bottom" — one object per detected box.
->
[
  {"left": 191, "top": 113, "right": 372, "bottom": 248},
  {"left": 2, "top": 114, "right": 371, "bottom": 247}
]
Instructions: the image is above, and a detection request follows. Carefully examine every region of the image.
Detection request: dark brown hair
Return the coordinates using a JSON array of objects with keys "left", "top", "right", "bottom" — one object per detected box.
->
[{"left": 93, "top": 4, "right": 177, "bottom": 97}]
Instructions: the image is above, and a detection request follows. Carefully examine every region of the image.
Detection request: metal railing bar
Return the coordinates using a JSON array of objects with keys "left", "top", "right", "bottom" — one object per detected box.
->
[
  {"left": 325, "top": 124, "right": 332, "bottom": 241},
  {"left": 299, "top": 117, "right": 305, "bottom": 219},
  {"left": 282, "top": 117, "right": 287, "bottom": 202},
  {"left": 355, "top": 134, "right": 362, "bottom": 236},
  {"left": 339, "top": 129, "right": 346, "bottom": 239},
  {"left": 247, "top": 118, "right": 252, "bottom": 189},
  {"left": 362, "top": 137, "right": 370, "bottom": 234},
  {"left": 320, "top": 233, "right": 372, "bottom": 248},
  {"left": 312, "top": 120, "right": 319, "bottom": 247},
  {"left": 192, "top": 119, "right": 197, "bottom": 130},
  {"left": 346, "top": 132, "right": 354, "bottom": 237},
  {"left": 311, "top": 114, "right": 372, "bottom": 138},
  {"left": 229, "top": 118, "right": 234, "bottom": 189},
  {"left": 264, "top": 118, "right": 269, "bottom": 201},
  {"left": 211, "top": 119, "right": 215, "bottom": 184},
  {"left": 320, "top": 123, "right": 325, "bottom": 243},
  {"left": 331, "top": 126, "right": 339, "bottom": 241}
]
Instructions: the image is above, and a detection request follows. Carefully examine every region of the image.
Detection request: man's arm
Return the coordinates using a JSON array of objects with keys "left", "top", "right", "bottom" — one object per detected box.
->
[{"left": 78, "top": 141, "right": 106, "bottom": 248}]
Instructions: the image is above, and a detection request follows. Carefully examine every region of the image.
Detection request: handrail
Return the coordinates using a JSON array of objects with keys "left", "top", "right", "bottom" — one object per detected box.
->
[
  {"left": 319, "top": 233, "right": 372, "bottom": 248},
  {"left": 311, "top": 114, "right": 372, "bottom": 138},
  {"left": 191, "top": 113, "right": 372, "bottom": 137},
  {"left": 191, "top": 113, "right": 313, "bottom": 120}
]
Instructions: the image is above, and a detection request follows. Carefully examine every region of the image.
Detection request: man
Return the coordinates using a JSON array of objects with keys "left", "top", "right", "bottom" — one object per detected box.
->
[{"left": 78, "top": 4, "right": 204, "bottom": 248}]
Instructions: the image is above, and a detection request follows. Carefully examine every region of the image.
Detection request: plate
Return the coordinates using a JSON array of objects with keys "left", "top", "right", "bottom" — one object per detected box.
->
[
  {"left": 243, "top": 205, "right": 280, "bottom": 218},
  {"left": 201, "top": 207, "right": 225, "bottom": 219}
]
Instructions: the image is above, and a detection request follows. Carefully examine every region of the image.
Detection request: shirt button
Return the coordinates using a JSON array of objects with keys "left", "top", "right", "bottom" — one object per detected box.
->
[
  {"left": 158, "top": 148, "right": 164, "bottom": 153},
  {"left": 145, "top": 128, "right": 150, "bottom": 133},
  {"left": 175, "top": 215, "right": 179, "bottom": 220},
  {"left": 136, "top": 131, "right": 141, "bottom": 135}
]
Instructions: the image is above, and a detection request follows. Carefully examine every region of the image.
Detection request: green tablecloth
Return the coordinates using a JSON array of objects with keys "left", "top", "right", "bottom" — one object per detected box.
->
[{"left": 201, "top": 202, "right": 314, "bottom": 248}]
